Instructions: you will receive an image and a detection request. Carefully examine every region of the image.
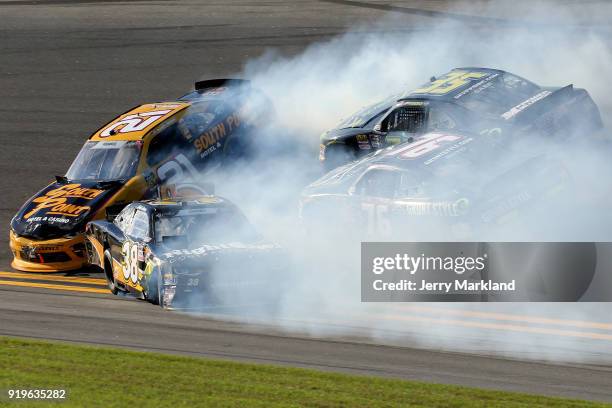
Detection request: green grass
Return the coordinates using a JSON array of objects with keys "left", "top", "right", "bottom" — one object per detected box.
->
[{"left": 0, "top": 336, "right": 608, "bottom": 408}]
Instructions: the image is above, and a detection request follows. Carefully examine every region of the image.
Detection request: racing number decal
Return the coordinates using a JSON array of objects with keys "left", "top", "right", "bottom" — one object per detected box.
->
[
  {"left": 100, "top": 110, "right": 171, "bottom": 137},
  {"left": 412, "top": 71, "right": 487, "bottom": 95},
  {"left": 363, "top": 203, "right": 391, "bottom": 236},
  {"left": 157, "top": 154, "right": 199, "bottom": 185},
  {"left": 391, "top": 133, "right": 462, "bottom": 159},
  {"left": 122, "top": 241, "right": 139, "bottom": 285}
]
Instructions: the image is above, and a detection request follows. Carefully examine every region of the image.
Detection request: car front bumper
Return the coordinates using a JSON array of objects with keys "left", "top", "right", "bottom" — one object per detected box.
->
[{"left": 9, "top": 230, "right": 87, "bottom": 272}]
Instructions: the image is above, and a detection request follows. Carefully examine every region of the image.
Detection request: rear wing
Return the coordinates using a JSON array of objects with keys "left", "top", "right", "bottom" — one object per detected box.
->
[
  {"left": 501, "top": 85, "right": 574, "bottom": 122},
  {"left": 194, "top": 78, "right": 250, "bottom": 92}
]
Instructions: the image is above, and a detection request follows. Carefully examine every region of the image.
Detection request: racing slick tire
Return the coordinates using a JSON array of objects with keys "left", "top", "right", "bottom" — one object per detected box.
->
[
  {"left": 146, "top": 267, "right": 167, "bottom": 308},
  {"left": 146, "top": 268, "right": 161, "bottom": 306},
  {"left": 157, "top": 275, "right": 166, "bottom": 309},
  {"left": 103, "top": 249, "right": 119, "bottom": 295}
]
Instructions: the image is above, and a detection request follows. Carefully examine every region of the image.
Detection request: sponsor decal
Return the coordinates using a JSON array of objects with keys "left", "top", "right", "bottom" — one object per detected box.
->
[
  {"left": 370, "top": 134, "right": 382, "bottom": 148},
  {"left": 501, "top": 90, "right": 552, "bottom": 120},
  {"left": 399, "top": 198, "right": 469, "bottom": 217},
  {"left": 192, "top": 111, "right": 244, "bottom": 157},
  {"left": 25, "top": 216, "right": 71, "bottom": 224},
  {"left": 24, "top": 184, "right": 104, "bottom": 220},
  {"left": 91, "top": 141, "right": 127, "bottom": 150},
  {"left": 358, "top": 141, "right": 372, "bottom": 150},
  {"left": 453, "top": 73, "right": 499, "bottom": 99},
  {"left": 193, "top": 122, "right": 227, "bottom": 155},
  {"left": 137, "top": 244, "right": 145, "bottom": 262},
  {"left": 481, "top": 191, "right": 532, "bottom": 223},
  {"left": 423, "top": 137, "right": 473, "bottom": 165},
  {"left": 26, "top": 246, "right": 61, "bottom": 252},
  {"left": 162, "top": 242, "right": 278, "bottom": 262}
]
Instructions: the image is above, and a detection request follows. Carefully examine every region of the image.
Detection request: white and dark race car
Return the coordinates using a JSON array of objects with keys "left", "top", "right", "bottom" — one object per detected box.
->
[
  {"left": 303, "top": 130, "right": 605, "bottom": 301},
  {"left": 303, "top": 130, "right": 576, "bottom": 241},
  {"left": 85, "top": 196, "right": 284, "bottom": 309}
]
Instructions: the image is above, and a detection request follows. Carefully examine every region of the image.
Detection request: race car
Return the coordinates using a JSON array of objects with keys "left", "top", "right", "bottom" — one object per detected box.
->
[
  {"left": 10, "top": 79, "right": 272, "bottom": 272},
  {"left": 319, "top": 67, "right": 603, "bottom": 170},
  {"left": 85, "top": 196, "right": 282, "bottom": 308},
  {"left": 303, "top": 130, "right": 572, "bottom": 240}
]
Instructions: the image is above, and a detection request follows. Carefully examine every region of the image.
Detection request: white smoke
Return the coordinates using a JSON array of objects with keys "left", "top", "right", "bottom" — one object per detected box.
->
[{"left": 190, "top": 0, "right": 612, "bottom": 364}]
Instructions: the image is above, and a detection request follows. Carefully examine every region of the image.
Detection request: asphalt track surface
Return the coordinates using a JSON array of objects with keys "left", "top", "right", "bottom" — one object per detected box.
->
[{"left": 1, "top": 0, "right": 612, "bottom": 403}]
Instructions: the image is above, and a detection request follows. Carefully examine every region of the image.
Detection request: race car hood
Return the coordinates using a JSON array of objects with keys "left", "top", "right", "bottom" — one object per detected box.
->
[
  {"left": 321, "top": 127, "right": 370, "bottom": 144},
  {"left": 11, "top": 180, "right": 123, "bottom": 240}
]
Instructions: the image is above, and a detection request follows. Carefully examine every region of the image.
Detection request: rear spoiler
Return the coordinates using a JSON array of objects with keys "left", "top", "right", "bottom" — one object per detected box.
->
[
  {"left": 194, "top": 78, "right": 250, "bottom": 91},
  {"left": 501, "top": 85, "right": 574, "bottom": 122}
]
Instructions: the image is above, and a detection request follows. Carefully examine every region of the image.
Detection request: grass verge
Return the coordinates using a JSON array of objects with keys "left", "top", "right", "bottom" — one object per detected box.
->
[{"left": 0, "top": 336, "right": 608, "bottom": 407}]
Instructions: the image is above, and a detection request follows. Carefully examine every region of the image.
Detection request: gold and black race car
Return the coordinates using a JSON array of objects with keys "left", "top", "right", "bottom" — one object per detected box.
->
[
  {"left": 319, "top": 67, "right": 603, "bottom": 170},
  {"left": 85, "top": 196, "right": 282, "bottom": 308},
  {"left": 10, "top": 79, "right": 272, "bottom": 272}
]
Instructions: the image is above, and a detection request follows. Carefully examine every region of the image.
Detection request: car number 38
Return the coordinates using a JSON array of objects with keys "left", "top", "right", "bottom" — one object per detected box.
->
[{"left": 122, "top": 241, "right": 141, "bottom": 284}]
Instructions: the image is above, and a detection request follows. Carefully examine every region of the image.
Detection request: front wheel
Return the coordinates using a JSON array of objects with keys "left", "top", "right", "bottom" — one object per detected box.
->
[
  {"left": 145, "top": 267, "right": 168, "bottom": 308},
  {"left": 323, "top": 144, "right": 355, "bottom": 172},
  {"left": 103, "top": 250, "right": 119, "bottom": 295}
]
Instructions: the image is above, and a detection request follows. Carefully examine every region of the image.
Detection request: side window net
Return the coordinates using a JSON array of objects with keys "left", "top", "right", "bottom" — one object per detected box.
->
[
  {"left": 115, "top": 207, "right": 135, "bottom": 231},
  {"left": 388, "top": 105, "right": 428, "bottom": 133},
  {"left": 127, "top": 210, "right": 150, "bottom": 240}
]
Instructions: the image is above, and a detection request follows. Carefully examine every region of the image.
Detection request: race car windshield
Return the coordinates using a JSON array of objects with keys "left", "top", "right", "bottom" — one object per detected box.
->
[
  {"left": 337, "top": 93, "right": 402, "bottom": 129},
  {"left": 155, "top": 210, "right": 260, "bottom": 246},
  {"left": 65, "top": 141, "right": 141, "bottom": 181}
]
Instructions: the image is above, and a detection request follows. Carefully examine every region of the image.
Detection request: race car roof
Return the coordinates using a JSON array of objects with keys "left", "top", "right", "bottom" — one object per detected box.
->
[
  {"left": 403, "top": 67, "right": 508, "bottom": 100},
  {"left": 88, "top": 78, "right": 256, "bottom": 142},
  {"left": 335, "top": 67, "right": 519, "bottom": 129},
  {"left": 89, "top": 102, "right": 190, "bottom": 141}
]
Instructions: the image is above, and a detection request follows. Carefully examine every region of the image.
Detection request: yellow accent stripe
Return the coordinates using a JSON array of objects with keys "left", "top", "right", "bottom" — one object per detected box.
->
[
  {"left": 391, "top": 305, "right": 612, "bottom": 331},
  {"left": 0, "top": 279, "right": 109, "bottom": 294},
  {"left": 379, "top": 313, "right": 612, "bottom": 342},
  {"left": 0, "top": 272, "right": 106, "bottom": 286}
]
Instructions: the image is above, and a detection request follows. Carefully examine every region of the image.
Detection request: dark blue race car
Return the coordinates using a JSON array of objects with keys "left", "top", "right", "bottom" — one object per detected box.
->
[{"left": 319, "top": 67, "right": 603, "bottom": 170}]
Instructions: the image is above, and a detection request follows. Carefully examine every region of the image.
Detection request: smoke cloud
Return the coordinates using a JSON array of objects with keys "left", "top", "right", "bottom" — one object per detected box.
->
[{"left": 189, "top": 0, "right": 612, "bottom": 364}]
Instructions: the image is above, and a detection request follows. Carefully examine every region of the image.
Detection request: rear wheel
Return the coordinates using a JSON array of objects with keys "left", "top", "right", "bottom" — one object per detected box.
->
[
  {"left": 103, "top": 249, "right": 119, "bottom": 295},
  {"left": 157, "top": 276, "right": 166, "bottom": 309}
]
